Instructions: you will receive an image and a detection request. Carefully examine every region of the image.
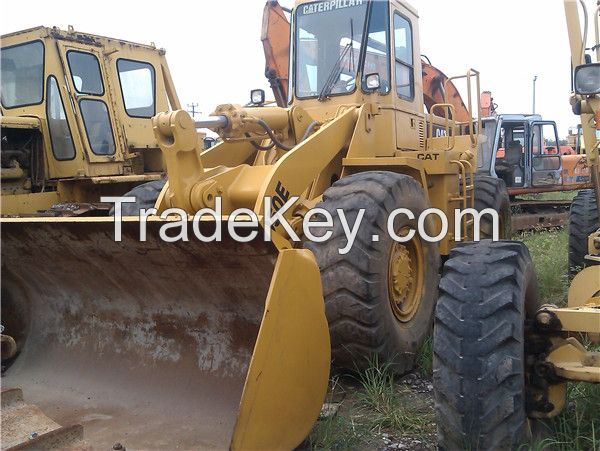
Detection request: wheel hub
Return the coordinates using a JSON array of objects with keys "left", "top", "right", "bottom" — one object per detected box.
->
[
  {"left": 388, "top": 233, "right": 424, "bottom": 322},
  {"left": 390, "top": 245, "right": 413, "bottom": 300}
]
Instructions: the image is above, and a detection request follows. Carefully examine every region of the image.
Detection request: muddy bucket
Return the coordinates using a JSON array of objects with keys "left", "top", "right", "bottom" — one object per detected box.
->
[{"left": 1, "top": 217, "right": 330, "bottom": 450}]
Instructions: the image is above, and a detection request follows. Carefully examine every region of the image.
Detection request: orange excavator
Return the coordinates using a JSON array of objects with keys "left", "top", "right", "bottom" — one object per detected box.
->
[{"left": 260, "top": 0, "right": 591, "bottom": 231}]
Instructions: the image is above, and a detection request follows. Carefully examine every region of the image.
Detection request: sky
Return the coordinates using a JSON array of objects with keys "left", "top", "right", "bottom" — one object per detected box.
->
[{"left": 1, "top": 0, "right": 598, "bottom": 138}]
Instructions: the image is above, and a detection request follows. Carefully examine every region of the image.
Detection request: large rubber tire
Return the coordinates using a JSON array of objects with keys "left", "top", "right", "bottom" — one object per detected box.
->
[
  {"left": 109, "top": 179, "right": 166, "bottom": 216},
  {"left": 306, "top": 171, "right": 441, "bottom": 374},
  {"left": 474, "top": 175, "right": 512, "bottom": 239},
  {"left": 568, "top": 189, "right": 599, "bottom": 275},
  {"left": 433, "top": 240, "right": 541, "bottom": 451}
]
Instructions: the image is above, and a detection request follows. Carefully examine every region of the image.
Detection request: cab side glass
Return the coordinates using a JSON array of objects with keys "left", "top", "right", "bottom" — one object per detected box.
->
[
  {"left": 0, "top": 41, "right": 44, "bottom": 108},
  {"left": 394, "top": 13, "right": 414, "bottom": 100},
  {"left": 532, "top": 124, "right": 561, "bottom": 186},
  {"left": 67, "top": 51, "right": 104, "bottom": 95},
  {"left": 79, "top": 99, "right": 115, "bottom": 155},
  {"left": 361, "top": 0, "right": 390, "bottom": 94},
  {"left": 46, "top": 76, "right": 76, "bottom": 160},
  {"left": 117, "top": 59, "right": 156, "bottom": 118}
]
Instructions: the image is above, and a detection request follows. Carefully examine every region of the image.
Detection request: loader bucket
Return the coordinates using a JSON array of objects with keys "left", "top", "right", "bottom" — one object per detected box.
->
[{"left": 0, "top": 217, "right": 330, "bottom": 450}]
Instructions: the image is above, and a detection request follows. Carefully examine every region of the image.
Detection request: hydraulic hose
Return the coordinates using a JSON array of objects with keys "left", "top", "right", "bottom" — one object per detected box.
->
[
  {"left": 299, "top": 120, "right": 320, "bottom": 142},
  {"left": 255, "top": 119, "right": 320, "bottom": 151},
  {"left": 250, "top": 139, "right": 276, "bottom": 151},
  {"left": 256, "top": 119, "right": 294, "bottom": 151}
]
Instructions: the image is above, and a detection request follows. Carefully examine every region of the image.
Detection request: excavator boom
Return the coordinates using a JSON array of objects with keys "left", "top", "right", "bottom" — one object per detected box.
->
[{"left": 262, "top": 0, "right": 291, "bottom": 107}]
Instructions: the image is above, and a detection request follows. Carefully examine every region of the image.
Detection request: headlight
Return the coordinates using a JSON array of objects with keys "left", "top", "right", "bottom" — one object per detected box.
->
[
  {"left": 250, "top": 89, "right": 266, "bottom": 106},
  {"left": 574, "top": 63, "right": 600, "bottom": 95},
  {"left": 364, "top": 73, "right": 381, "bottom": 91}
]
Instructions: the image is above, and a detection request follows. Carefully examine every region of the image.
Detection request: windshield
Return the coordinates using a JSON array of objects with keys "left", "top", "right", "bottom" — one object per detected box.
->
[
  {"left": 1, "top": 41, "right": 45, "bottom": 108},
  {"left": 295, "top": 0, "right": 368, "bottom": 99}
]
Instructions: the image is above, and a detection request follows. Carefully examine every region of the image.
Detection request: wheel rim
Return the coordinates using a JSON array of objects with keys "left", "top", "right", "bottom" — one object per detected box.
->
[{"left": 388, "top": 229, "right": 425, "bottom": 322}]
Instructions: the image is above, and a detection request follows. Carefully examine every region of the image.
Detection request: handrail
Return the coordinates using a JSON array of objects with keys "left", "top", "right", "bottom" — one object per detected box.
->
[
  {"left": 449, "top": 158, "right": 475, "bottom": 240},
  {"left": 428, "top": 103, "right": 456, "bottom": 151},
  {"left": 445, "top": 69, "right": 481, "bottom": 147}
]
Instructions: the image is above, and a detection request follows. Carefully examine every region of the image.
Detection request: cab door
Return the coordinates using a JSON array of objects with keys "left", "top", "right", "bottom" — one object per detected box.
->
[
  {"left": 392, "top": 5, "right": 424, "bottom": 152},
  {"left": 529, "top": 121, "right": 563, "bottom": 188},
  {"left": 57, "top": 41, "right": 123, "bottom": 164}
]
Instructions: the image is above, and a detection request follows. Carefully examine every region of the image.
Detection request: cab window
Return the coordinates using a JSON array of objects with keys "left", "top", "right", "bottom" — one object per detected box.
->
[
  {"left": 532, "top": 124, "right": 561, "bottom": 171},
  {"left": 46, "top": 76, "right": 76, "bottom": 160},
  {"left": 1, "top": 41, "right": 45, "bottom": 108},
  {"left": 295, "top": 1, "right": 369, "bottom": 98},
  {"left": 394, "top": 13, "right": 414, "bottom": 100},
  {"left": 79, "top": 99, "right": 115, "bottom": 155},
  {"left": 67, "top": 51, "right": 104, "bottom": 95},
  {"left": 117, "top": 59, "right": 156, "bottom": 118},
  {"left": 361, "top": 0, "right": 390, "bottom": 94}
]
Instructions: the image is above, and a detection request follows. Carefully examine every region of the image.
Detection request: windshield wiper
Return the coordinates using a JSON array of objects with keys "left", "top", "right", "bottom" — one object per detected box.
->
[{"left": 318, "top": 42, "right": 352, "bottom": 101}]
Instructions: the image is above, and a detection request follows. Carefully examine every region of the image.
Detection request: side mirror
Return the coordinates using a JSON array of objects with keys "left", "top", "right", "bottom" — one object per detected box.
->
[
  {"left": 250, "top": 89, "right": 266, "bottom": 106},
  {"left": 365, "top": 73, "right": 381, "bottom": 92},
  {"left": 574, "top": 63, "right": 600, "bottom": 95}
]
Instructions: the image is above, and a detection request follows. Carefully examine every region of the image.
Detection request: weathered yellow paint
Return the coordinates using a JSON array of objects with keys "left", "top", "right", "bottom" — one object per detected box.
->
[
  {"left": 568, "top": 265, "right": 600, "bottom": 308},
  {"left": 232, "top": 249, "right": 330, "bottom": 450},
  {"left": 1, "top": 191, "right": 61, "bottom": 215},
  {"left": 547, "top": 337, "right": 600, "bottom": 383}
]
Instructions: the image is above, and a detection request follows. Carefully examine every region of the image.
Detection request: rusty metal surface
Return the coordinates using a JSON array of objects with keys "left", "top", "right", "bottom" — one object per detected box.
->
[
  {"left": 1, "top": 388, "right": 86, "bottom": 450},
  {"left": 511, "top": 199, "right": 571, "bottom": 231},
  {"left": 1, "top": 203, "right": 112, "bottom": 218},
  {"left": 507, "top": 182, "right": 592, "bottom": 196},
  {"left": 1, "top": 219, "right": 277, "bottom": 449},
  {"left": 6, "top": 425, "right": 85, "bottom": 451},
  {"left": 511, "top": 199, "right": 573, "bottom": 208},
  {"left": 512, "top": 211, "right": 570, "bottom": 231}
]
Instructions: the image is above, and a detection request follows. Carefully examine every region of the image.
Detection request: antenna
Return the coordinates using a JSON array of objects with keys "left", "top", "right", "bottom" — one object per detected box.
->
[{"left": 187, "top": 103, "right": 201, "bottom": 118}]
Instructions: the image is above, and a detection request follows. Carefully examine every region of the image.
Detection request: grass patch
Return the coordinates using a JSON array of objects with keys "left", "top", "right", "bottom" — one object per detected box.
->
[
  {"left": 541, "top": 381, "right": 600, "bottom": 450},
  {"left": 308, "top": 408, "right": 366, "bottom": 450},
  {"left": 307, "top": 377, "right": 367, "bottom": 450},
  {"left": 415, "top": 336, "right": 433, "bottom": 378},
  {"left": 307, "top": 357, "right": 435, "bottom": 449},
  {"left": 355, "top": 356, "right": 433, "bottom": 434},
  {"left": 516, "top": 228, "right": 569, "bottom": 305},
  {"left": 512, "top": 228, "right": 599, "bottom": 450}
]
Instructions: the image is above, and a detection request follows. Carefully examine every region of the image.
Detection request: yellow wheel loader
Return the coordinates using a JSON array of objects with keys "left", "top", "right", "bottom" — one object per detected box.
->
[
  {"left": 2, "top": 0, "right": 508, "bottom": 449},
  {"left": 0, "top": 26, "right": 184, "bottom": 216},
  {"left": 433, "top": 1, "right": 600, "bottom": 449}
]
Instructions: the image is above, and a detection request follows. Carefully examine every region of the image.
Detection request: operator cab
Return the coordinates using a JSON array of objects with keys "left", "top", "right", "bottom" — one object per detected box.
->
[
  {"left": 493, "top": 123, "right": 526, "bottom": 187},
  {"left": 293, "top": 0, "right": 428, "bottom": 152},
  {"left": 480, "top": 115, "right": 562, "bottom": 189},
  {"left": 294, "top": 1, "right": 392, "bottom": 100},
  {"left": 0, "top": 26, "right": 174, "bottom": 191}
]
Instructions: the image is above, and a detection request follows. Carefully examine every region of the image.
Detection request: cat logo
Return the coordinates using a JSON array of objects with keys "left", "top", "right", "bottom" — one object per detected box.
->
[{"left": 417, "top": 153, "right": 440, "bottom": 161}]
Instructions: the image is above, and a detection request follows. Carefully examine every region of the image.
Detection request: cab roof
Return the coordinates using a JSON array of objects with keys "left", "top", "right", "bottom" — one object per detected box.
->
[{"left": 1, "top": 26, "right": 164, "bottom": 53}]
